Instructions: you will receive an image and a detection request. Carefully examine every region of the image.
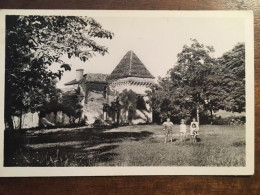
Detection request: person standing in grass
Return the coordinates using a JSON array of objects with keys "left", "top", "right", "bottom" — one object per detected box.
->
[
  {"left": 180, "top": 119, "right": 187, "bottom": 142},
  {"left": 162, "top": 117, "right": 174, "bottom": 143},
  {"left": 190, "top": 118, "right": 199, "bottom": 143}
]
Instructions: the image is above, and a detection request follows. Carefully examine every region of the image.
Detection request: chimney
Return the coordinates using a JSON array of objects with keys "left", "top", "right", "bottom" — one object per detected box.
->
[{"left": 76, "top": 69, "right": 84, "bottom": 81}]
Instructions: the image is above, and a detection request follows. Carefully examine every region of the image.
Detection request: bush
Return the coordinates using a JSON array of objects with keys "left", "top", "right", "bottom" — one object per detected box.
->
[
  {"left": 61, "top": 87, "right": 84, "bottom": 124},
  {"left": 212, "top": 116, "right": 229, "bottom": 125},
  {"left": 93, "top": 118, "right": 110, "bottom": 127},
  {"left": 212, "top": 115, "right": 245, "bottom": 125}
]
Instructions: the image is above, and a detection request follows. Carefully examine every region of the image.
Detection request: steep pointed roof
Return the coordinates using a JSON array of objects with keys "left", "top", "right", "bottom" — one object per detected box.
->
[{"left": 108, "top": 50, "right": 155, "bottom": 80}]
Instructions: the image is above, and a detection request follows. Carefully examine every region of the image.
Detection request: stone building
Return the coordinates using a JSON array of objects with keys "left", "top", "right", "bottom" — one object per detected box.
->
[{"left": 65, "top": 50, "right": 155, "bottom": 124}]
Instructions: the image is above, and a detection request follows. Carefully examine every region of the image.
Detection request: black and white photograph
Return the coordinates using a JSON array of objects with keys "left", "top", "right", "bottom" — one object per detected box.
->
[{"left": 0, "top": 10, "right": 254, "bottom": 176}]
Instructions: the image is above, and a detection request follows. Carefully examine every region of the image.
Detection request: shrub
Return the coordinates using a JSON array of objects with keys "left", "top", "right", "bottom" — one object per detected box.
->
[
  {"left": 93, "top": 118, "right": 110, "bottom": 127},
  {"left": 212, "top": 115, "right": 245, "bottom": 125},
  {"left": 61, "top": 87, "right": 84, "bottom": 124}
]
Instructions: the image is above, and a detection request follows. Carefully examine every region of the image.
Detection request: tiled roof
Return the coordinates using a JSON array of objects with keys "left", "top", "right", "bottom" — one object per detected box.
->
[
  {"left": 107, "top": 50, "right": 155, "bottom": 81},
  {"left": 64, "top": 79, "right": 79, "bottom": 86},
  {"left": 82, "top": 73, "right": 108, "bottom": 83},
  {"left": 64, "top": 73, "right": 108, "bottom": 86}
]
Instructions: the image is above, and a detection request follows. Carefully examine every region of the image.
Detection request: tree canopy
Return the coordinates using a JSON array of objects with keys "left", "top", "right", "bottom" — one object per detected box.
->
[
  {"left": 119, "top": 89, "right": 137, "bottom": 111},
  {"left": 5, "top": 15, "right": 113, "bottom": 129},
  {"left": 217, "top": 43, "right": 245, "bottom": 113},
  {"left": 147, "top": 39, "right": 245, "bottom": 124},
  {"left": 62, "top": 87, "right": 85, "bottom": 124}
]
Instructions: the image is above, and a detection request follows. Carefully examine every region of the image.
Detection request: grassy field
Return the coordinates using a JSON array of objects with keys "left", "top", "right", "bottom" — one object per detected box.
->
[{"left": 4, "top": 124, "right": 245, "bottom": 167}]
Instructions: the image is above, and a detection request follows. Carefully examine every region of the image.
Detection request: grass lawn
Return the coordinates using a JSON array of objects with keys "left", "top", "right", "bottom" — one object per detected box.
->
[{"left": 4, "top": 125, "right": 246, "bottom": 167}]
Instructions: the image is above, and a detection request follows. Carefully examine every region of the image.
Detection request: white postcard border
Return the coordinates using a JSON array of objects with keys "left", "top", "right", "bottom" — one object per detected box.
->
[{"left": 0, "top": 10, "right": 254, "bottom": 176}]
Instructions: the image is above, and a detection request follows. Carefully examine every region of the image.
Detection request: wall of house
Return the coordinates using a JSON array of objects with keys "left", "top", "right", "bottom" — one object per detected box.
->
[
  {"left": 118, "top": 96, "right": 152, "bottom": 125},
  {"left": 108, "top": 80, "right": 153, "bottom": 124},
  {"left": 12, "top": 112, "right": 39, "bottom": 129},
  {"left": 10, "top": 85, "right": 153, "bottom": 129},
  {"left": 109, "top": 77, "right": 154, "bottom": 95},
  {"left": 11, "top": 111, "right": 74, "bottom": 129},
  {"left": 110, "top": 83, "right": 152, "bottom": 96},
  {"left": 82, "top": 91, "right": 108, "bottom": 124},
  {"left": 82, "top": 82, "right": 107, "bottom": 104}
]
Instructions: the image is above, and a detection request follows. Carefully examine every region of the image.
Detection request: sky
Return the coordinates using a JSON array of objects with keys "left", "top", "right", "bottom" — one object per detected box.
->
[{"left": 53, "top": 14, "right": 245, "bottom": 88}]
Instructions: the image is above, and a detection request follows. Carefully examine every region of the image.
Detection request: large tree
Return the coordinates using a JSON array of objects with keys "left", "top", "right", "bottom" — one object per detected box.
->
[
  {"left": 118, "top": 89, "right": 137, "bottom": 124},
  {"left": 147, "top": 40, "right": 245, "bottom": 124},
  {"left": 218, "top": 43, "right": 245, "bottom": 113},
  {"left": 146, "top": 76, "right": 181, "bottom": 123},
  {"left": 5, "top": 15, "right": 113, "bottom": 129},
  {"left": 147, "top": 39, "right": 223, "bottom": 124},
  {"left": 170, "top": 39, "right": 223, "bottom": 123}
]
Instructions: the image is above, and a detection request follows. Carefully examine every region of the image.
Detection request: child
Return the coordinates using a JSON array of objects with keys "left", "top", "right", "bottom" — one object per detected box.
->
[
  {"left": 190, "top": 118, "right": 199, "bottom": 143},
  {"left": 180, "top": 119, "right": 187, "bottom": 142},
  {"left": 162, "top": 118, "right": 174, "bottom": 143}
]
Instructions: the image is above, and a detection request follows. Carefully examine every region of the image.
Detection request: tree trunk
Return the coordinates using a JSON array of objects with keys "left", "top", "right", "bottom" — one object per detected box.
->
[
  {"left": 210, "top": 108, "right": 213, "bottom": 125},
  {"left": 69, "top": 116, "right": 73, "bottom": 124},
  {"left": 5, "top": 114, "right": 14, "bottom": 130},
  {"left": 19, "top": 110, "right": 23, "bottom": 130},
  {"left": 196, "top": 106, "right": 199, "bottom": 125},
  {"left": 117, "top": 109, "right": 120, "bottom": 125},
  {"left": 72, "top": 117, "right": 76, "bottom": 125},
  {"left": 126, "top": 109, "right": 129, "bottom": 124}
]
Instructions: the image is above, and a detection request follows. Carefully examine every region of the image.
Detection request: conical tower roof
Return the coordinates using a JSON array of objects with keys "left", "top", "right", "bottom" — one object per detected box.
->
[{"left": 108, "top": 50, "right": 155, "bottom": 80}]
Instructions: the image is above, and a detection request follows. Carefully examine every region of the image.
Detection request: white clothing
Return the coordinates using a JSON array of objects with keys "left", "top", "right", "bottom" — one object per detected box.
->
[{"left": 180, "top": 124, "right": 187, "bottom": 133}]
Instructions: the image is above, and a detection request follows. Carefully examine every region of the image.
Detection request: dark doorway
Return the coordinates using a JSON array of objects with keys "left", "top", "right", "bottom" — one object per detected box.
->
[{"left": 152, "top": 110, "right": 161, "bottom": 124}]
